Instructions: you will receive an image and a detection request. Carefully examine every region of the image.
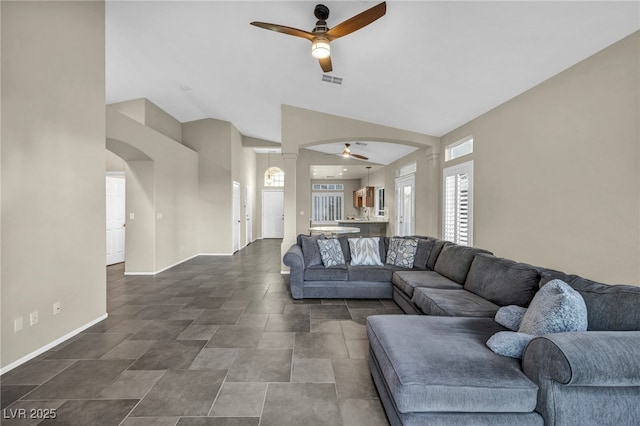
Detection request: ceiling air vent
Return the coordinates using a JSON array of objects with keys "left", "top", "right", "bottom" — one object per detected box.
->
[{"left": 321, "top": 74, "right": 343, "bottom": 86}]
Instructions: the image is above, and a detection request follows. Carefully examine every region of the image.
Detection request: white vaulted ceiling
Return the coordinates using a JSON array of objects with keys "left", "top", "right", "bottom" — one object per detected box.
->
[{"left": 106, "top": 1, "right": 639, "bottom": 145}]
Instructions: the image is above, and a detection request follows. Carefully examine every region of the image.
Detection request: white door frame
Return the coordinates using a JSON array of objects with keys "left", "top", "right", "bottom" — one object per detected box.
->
[
  {"left": 262, "top": 189, "right": 284, "bottom": 239},
  {"left": 106, "top": 173, "right": 126, "bottom": 265},
  {"left": 395, "top": 173, "right": 415, "bottom": 236},
  {"left": 245, "top": 185, "right": 253, "bottom": 245},
  {"left": 232, "top": 181, "right": 241, "bottom": 253}
]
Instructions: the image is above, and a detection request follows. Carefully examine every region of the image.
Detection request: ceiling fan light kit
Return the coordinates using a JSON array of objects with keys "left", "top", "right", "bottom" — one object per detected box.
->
[{"left": 250, "top": 2, "right": 386, "bottom": 72}]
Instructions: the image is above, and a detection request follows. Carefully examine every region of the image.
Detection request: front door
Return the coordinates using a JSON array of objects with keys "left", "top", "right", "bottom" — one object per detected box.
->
[
  {"left": 106, "top": 174, "right": 126, "bottom": 265},
  {"left": 262, "top": 190, "right": 284, "bottom": 238},
  {"left": 395, "top": 174, "right": 415, "bottom": 236}
]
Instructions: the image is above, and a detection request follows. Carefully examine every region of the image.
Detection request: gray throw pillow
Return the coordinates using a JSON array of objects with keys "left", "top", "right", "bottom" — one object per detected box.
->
[
  {"left": 486, "top": 331, "right": 535, "bottom": 359},
  {"left": 518, "top": 279, "right": 588, "bottom": 335},
  {"left": 348, "top": 237, "right": 383, "bottom": 266},
  {"left": 300, "top": 234, "right": 325, "bottom": 267},
  {"left": 386, "top": 237, "right": 418, "bottom": 268},
  {"left": 495, "top": 305, "right": 528, "bottom": 331},
  {"left": 317, "top": 239, "right": 345, "bottom": 267}
]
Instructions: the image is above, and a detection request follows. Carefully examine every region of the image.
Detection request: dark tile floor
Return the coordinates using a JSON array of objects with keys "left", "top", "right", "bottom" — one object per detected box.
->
[{"left": 1, "top": 239, "right": 399, "bottom": 425}]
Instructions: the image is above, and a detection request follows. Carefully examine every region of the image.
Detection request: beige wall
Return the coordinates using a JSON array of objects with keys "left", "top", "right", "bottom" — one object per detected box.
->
[
  {"left": 107, "top": 107, "right": 199, "bottom": 273},
  {"left": 1, "top": 1, "right": 106, "bottom": 369},
  {"left": 110, "top": 98, "right": 182, "bottom": 143},
  {"left": 231, "top": 123, "right": 257, "bottom": 247},
  {"left": 441, "top": 32, "right": 640, "bottom": 285}
]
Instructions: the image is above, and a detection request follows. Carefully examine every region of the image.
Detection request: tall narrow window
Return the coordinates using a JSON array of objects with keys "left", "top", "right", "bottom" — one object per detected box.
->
[
  {"left": 311, "top": 192, "right": 344, "bottom": 224},
  {"left": 376, "top": 187, "right": 385, "bottom": 217},
  {"left": 443, "top": 161, "right": 473, "bottom": 246}
]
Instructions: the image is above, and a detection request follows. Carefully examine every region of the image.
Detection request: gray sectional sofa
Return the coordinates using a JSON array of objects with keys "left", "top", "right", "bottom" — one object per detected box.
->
[{"left": 283, "top": 233, "right": 640, "bottom": 425}]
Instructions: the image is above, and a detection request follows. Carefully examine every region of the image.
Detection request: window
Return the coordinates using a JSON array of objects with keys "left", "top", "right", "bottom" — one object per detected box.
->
[
  {"left": 264, "top": 167, "right": 284, "bottom": 187},
  {"left": 376, "top": 187, "right": 385, "bottom": 217},
  {"left": 443, "top": 161, "right": 473, "bottom": 246},
  {"left": 312, "top": 192, "right": 344, "bottom": 224},
  {"left": 445, "top": 136, "right": 473, "bottom": 161},
  {"left": 312, "top": 183, "right": 344, "bottom": 191}
]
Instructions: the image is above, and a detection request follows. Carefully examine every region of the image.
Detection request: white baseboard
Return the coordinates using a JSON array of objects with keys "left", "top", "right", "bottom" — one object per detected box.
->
[{"left": 0, "top": 313, "right": 109, "bottom": 375}]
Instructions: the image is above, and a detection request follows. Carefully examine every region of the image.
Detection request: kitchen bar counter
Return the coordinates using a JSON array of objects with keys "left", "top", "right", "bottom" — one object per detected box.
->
[{"left": 337, "top": 220, "right": 387, "bottom": 237}]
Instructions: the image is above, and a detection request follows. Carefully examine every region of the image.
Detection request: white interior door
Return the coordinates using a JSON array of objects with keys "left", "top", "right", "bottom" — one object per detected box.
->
[
  {"left": 395, "top": 174, "right": 415, "bottom": 236},
  {"left": 262, "top": 190, "right": 284, "bottom": 238},
  {"left": 106, "top": 175, "right": 126, "bottom": 265},
  {"left": 233, "top": 182, "right": 241, "bottom": 252},
  {"left": 245, "top": 186, "right": 253, "bottom": 245}
]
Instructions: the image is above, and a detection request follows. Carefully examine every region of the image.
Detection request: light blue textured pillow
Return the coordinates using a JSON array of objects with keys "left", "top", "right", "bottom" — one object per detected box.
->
[
  {"left": 486, "top": 331, "right": 535, "bottom": 359},
  {"left": 348, "top": 237, "right": 383, "bottom": 266},
  {"left": 317, "top": 238, "right": 345, "bottom": 267},
  {"left": 386, "top": 237, "right": 418, "bottom": 268},
  {"left": 518, "top": 279, "right": 588, "bottom": 335},
  {"left": 495, "top": 305, "right": 528, "bottom": 331},
  {"left": 487, "top": 279, "right": 588, "bottom": 359}
]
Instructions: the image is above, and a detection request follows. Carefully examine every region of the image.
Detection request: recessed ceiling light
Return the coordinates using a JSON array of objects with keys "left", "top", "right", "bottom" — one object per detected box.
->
[
  {"left": 343, "top": 168, "right": 348, "bottom": 171},
  {"left": 339, "top": 173, "right": 343, "bottom": 176}
]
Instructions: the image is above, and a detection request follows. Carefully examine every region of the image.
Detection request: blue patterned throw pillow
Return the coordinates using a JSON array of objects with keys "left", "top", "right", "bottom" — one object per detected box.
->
[
  {"left": 386, "top": 237, "right": 419, "bottom": 268},
  {"left": 317, "top": 239, "right": 346, "bottom": 267},
  {"left": 348, "top": 237, "right": 383, "bottom": 266}
]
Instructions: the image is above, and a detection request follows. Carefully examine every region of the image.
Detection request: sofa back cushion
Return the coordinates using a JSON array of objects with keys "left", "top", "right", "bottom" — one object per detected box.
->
[
  {"left": 464, "top": 254, "right": 540, "bottom": 307},
  {"left": 567, "top": 276, "right": 640, "bottom": 331},
  {"left": 433, "top": 244, "right": 492, "bottom": 284},
  {"left": 426, "top": 239, "right": 450, "bottom": 270}
]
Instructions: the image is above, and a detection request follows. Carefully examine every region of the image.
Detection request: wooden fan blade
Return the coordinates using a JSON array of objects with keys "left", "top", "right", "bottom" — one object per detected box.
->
[
  {"left": 351, "top": 153, "right": 369, "bottom": 160},
  {"left": 250, "top": 22, "right": 315, "bottom": 41},
  {"left": 319, "top": 56, "right": 333, "bottom": 72},
  {"left": 325, "top": 2, "right": 386, "bottom": 40}
]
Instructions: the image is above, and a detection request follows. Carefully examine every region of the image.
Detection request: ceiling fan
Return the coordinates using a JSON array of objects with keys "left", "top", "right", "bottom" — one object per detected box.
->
[
  {"left": 339, "top": 143, "right": 369, "bottom": 160},
  {"left": 250, "top": 2, "right": 387, "bottom": 72}
]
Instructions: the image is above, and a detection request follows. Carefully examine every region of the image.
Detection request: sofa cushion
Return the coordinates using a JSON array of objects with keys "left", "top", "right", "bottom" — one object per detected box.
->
[
  {"left": 434, "top": 244, "right": 492, "bottom": 284},
  {"left": 348, "top": 264, "right": 404, "bottom": 282},
  {"left": 304, "top": 265, "right": 348, "bottom": 281},
  {"left": 386, "top": 237, "right": 418, "bottom": 268},
  {"left": 392, "top": 271, "right": 463, "bottom": 298},
  {"left": 300, "top": 234, "right": 325, "bottom": 267},
  {"left": 317, "top": 238, "right": 345, "bottom": 267},
  {"left": 348, "top": 237, "right": 384, "bottom": 266},
  {"left": 412, "top": 288, "right": 500, "bottom": 317},
  {"left": 567, "top": 276, "right": 640, "bottom": 331},
  {"left": 464, "top": 254, "right": 540, "bottom": 307},
  {"left": 426, "top": 239, "right": 449, "bottom": 270},
  {"left": 366, "top": 315, "right": 539, "bottom": 413},
  {"left": 519, "top": 279, "right": 588, "bottom": 335}
]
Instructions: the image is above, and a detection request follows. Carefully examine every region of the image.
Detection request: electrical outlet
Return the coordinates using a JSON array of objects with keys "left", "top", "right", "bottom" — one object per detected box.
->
[
  {"left": 14, "top": 317, "right": 23, "bottom": 332},
  {"left": 53, "top": 302, "right": 61, "bottom": 315},
  {"left": 30, "top": 310, "right": 39, "bottom": 326}
]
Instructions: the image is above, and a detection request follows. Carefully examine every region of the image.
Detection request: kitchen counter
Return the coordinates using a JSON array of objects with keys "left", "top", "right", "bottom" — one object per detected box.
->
[{"left": 337, "top": 220, "right": 388, "bottom": 237}]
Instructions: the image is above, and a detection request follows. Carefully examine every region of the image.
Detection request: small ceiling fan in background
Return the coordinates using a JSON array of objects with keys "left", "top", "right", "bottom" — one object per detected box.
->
[
  {"left": 250, "top": 2, "right": 387, "bottom": 72},
  {"left": 339, "top": 143, "right": 369, "bottom": 160}
]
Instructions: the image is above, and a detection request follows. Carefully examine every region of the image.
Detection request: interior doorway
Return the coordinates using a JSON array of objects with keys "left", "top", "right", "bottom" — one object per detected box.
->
[
  {"left": 233, "top": 181, "right": 241, "bottom": 253},
  {"left": 246, "top": 185, "right": 253, "bottom": 245},
  {"left": 262, "top": 189, "right": 284, "bottom": 238},
  {"left": 395, "top": 174, "right": 415, "bottom": 236},
  {"left": 106, "top": 174, "right": 126, "bottom": 265}
]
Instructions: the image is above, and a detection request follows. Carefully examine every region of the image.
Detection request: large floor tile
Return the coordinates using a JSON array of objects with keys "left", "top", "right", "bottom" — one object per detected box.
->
[
  {"left": 293, "top": 332, "right": 349, "bottom": 359},
  {"left": 0, "top": 385, "right": 37, "bottom": 409},
  {"left": 1, "top": 360, "right": 74, "bottom": 385},
  {"left": 129, "top": 320, "right": 193, "bottom": 340},
  {"left": 260, "top": 383, "right": 341, "bottom": 426},
  {"left": 291, "top": 358, "right": 335, "bottom": 383},
  {"left": 210, "top": 382, "right": 267, "bottom": 417},
  {"left": 332, "top": 359, "right": 378, "bottom": 399},
  {"left": 45, "top": 399, "right": 139, "bottom": 426},
  {"left": 131, "top": 369, "right": 226, "bottom": 417},
  {"left": 22, "top": 359, "right": 132, "bottom": 400},
  {"left": 128, "top": 339, "right": 206, "bottom": 370},
  {"left": 100, "top": 339, "right": 157, "bottom": 360},
  {"left": 205, "top": 326, "right": 263, "bottom": 348},
  {"left": 226, "top": 349, "right": 292, "bottom": 382},
  {"left": 189, "top": 348, "right": 238, "bottom": 371},
  {"left": 193, "top": 309, "right": 244, "bottom": 325},
  {"left": 98, "top": 370, "right": 165, "bottom": 398},
  {"left": 0, "top": 399, "right": 65, "bottom": 426},
  {"left": 45, "top": 333, "right": 131, "bottom": 360}
]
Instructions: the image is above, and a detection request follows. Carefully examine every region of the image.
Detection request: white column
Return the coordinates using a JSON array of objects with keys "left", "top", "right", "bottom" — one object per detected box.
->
[{"left": 280, "top": 151, "right": 298, "bottom": 271}]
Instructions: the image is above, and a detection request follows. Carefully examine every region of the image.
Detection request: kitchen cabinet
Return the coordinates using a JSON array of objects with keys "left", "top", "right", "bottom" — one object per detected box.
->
[{"left": 353, "top": 186, "right": 375, "bottom": 208}]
